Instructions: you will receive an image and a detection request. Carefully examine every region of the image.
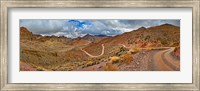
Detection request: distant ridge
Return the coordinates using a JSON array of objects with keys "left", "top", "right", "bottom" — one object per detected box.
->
[
  {"left": 20, "top": 23, "right": 179, "bottom": 47},
  {"left": 94, "top": 34, "right": 110, "bottom": 37},
  {"left": 82, "top": 23, "right": 180, "bottom": 55},
  {"left": 81, "top": 34, "right": 108, "bottom": 42}
]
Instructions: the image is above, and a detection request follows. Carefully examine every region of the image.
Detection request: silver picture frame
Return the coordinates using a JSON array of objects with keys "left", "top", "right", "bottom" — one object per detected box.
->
[{"left": 0, "top": 0, "right": 199, "bottom": 90}]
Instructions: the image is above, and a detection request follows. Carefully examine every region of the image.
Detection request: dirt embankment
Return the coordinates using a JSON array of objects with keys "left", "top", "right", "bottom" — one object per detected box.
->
[{"left": 173, "top": 46, "right": 180, "bottom": 59}]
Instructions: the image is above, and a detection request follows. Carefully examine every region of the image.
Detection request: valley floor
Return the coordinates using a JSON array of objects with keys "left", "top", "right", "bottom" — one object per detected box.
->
[{"left": 20, "top": 47, "right": 180, "bottom": 71}]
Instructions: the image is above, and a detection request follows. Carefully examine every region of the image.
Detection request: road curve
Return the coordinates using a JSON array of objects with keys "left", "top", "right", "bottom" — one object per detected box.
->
[
  {"left": 81, "top": 44, "right": 105, "bottom": 58},
  {"left": 152, "top": 47, "right": 180, "bottom": 71},
  {"left": 118, "top": 44, "right": 130, "bottom": 49}
]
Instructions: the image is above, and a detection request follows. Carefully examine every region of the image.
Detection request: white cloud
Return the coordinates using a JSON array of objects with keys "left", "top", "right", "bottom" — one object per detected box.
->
[
  {"left": 20, "top": 19, "right": 180, "bottom": 38},
  {"left": 20, "top": 20, "right": 65, "bottom": 34}
]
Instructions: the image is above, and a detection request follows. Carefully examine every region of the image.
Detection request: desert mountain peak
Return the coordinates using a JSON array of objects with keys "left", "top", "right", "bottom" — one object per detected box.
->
[
  {"left": 157, "top": 23, "right": 179, "bottom": 28},
  {"left": 161, "top": 23, "right": 176, "bottom": 26},
  {"left": 83, "top": 34, "right": 94, "bottom": 37},
  {"left": 20, "top": 27, "right": 31, "bottom": 34},
  {"left": 137, "top": 27, "right": 147, "bottom": 30}
]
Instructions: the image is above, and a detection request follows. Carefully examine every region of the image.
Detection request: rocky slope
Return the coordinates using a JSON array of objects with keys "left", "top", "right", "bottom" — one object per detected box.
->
[
  {"left": 20, "top": 24, "right": 180, "bottom": 71},
  {"left": 82, "top": 24, "right": 180, "bottom": 56}
]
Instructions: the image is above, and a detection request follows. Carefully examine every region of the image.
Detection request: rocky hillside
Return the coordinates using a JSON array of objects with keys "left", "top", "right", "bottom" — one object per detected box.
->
[
  {"left": 20, "top": 27, "right": 34, "bottom": 40},
  {"left": 20, "top": 24, "right": 180, "bottom": 71},
  {"left": 83, "top": 24, "right": 180, "bottom": 56}
]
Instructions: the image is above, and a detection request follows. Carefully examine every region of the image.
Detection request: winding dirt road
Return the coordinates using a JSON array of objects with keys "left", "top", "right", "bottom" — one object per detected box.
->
[
  {"left": 118, "top": 44, "right": 130, "bottom": 49},
  {"left": 81, "top": 44, "right": 129, "bottom": 58},
  {"left": 79, "top": 43, "right": 180, "bottom": 71},
  {"left": 81, "top": 44, "right": 105, "bottom": 58},
  {"left": 152, "top": 47, "right": 180, "bottom": 71}
]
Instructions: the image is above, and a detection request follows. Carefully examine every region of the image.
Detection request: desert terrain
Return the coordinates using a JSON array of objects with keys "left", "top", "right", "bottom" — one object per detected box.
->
[{"left": 20, "top": 24, "right": 180, "bottom": 71}]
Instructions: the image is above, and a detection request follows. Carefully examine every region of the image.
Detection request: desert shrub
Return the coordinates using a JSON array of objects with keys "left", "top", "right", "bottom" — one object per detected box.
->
[
  {"left": 37, "top": 69, "right": 43, "bottom": 71},
  {"left": 171, "top": 42, "right": 179, "bottom": 47},
  {"left": 103, "top": 63, "right": 118, "bottom": 71},
  {"left": 120, "top": 47, "right": 128, "bottom": 52},
  {"left": 146, "top": 47, "right": 154, "bottom": 51},
  {"left": 109, "top": 56, "right": 120, "bottom": 64},
  {"left": 36, "top": 66, "right": 44, "bottom": 71},
  {"left": 128, "top": 39, "right": 133, "bottom": 44},
  {"left": 140, "top": 34, "right": 144, "bottom": 39},
  {"left": 94, "top": 61, "right": 100, "bottom": 64},
  {"left": 158, "top": 37, "right": 168, "bottom": 46},
  {"left": 115, "top": 47, "right": 128, "bottom": 56},
  {"left": 129, "top": 48, "right": 140, "bottom": 54},
  {"left": 121, "top": 53, "right": 133, "bottom": 64},
  {"left": 161, "top": 39, "right": 168, "bottom": 45},
  {"left": 144, "top": 35, "right": 151, "bottom": 41},
  {"left": 86, "top": 61, "right": 95, "bottom": 67},
  {"left": 77, "top": 62, "right": 82, "bottom": 66}
]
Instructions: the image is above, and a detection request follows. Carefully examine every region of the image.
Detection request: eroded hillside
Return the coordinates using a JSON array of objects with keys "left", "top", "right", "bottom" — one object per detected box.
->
[{"left": 20, "top": 24, "right": 180, "bottom": 71}]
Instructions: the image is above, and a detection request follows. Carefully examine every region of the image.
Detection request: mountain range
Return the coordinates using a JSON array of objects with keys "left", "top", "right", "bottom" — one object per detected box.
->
[{"left": 20, "top": 24, "right": 180, "bottom": 71}]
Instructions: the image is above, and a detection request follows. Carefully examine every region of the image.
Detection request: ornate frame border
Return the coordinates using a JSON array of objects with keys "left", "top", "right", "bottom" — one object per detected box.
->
[{"left": 0, "top": 0, "right": 199, "bottom": 90}]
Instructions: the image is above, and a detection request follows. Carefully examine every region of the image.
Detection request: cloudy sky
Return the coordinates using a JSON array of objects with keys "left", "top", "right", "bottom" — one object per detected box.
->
[{"left": 20, "top": 19, "right": 180, "bottom": 38}]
